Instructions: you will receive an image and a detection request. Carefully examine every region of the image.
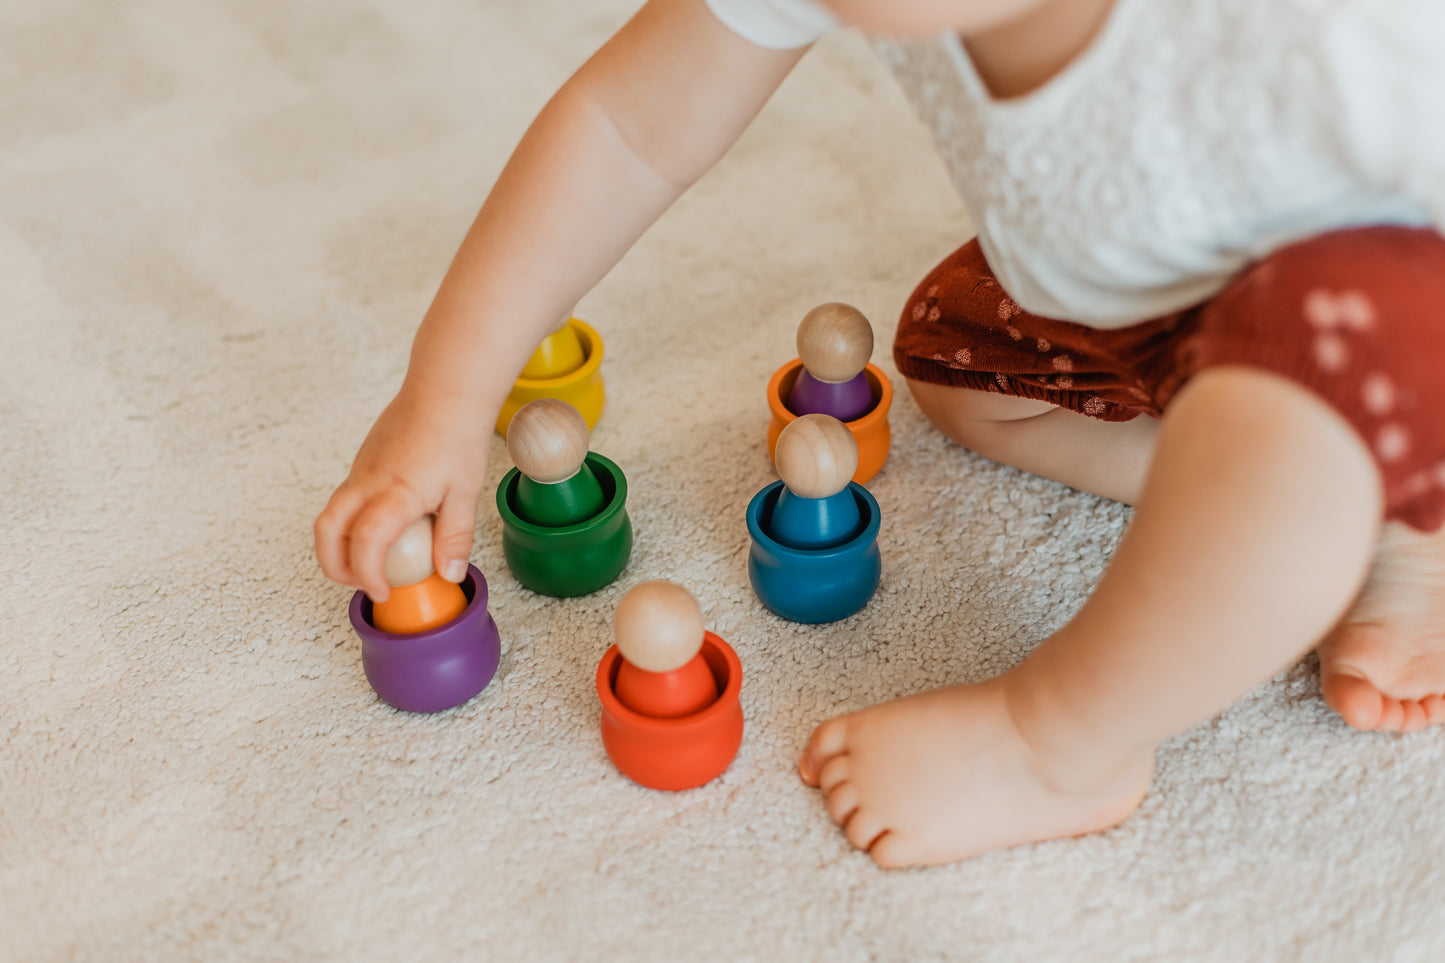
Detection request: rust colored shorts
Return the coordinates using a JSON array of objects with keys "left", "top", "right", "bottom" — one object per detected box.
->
[{"left": 893, "top": 227, "right": 1445, "bottom": 531}]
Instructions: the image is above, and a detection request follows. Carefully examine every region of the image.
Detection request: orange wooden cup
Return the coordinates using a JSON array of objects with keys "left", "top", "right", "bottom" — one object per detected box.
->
[
  {"left": 767, "top": 359, "right": 891, "bottom": 485},
  {"left": 596, "top": 632, "right": 743, "bottom": 791}
]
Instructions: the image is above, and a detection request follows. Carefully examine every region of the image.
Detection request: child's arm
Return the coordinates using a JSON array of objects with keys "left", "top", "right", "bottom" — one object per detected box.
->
[{"left": 315, "top": 0, "right": 809, "bottom": 601}]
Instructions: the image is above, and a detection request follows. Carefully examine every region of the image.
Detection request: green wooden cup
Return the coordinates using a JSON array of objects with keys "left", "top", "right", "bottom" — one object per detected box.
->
[{"left": 496, "top": 452, "right": 633, "bottom": 597}]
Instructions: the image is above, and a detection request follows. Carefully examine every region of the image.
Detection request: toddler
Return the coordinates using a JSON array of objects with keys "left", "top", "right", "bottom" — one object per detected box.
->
[{"left": 314, "top": 0, "right": 1445, "bottom": 867}]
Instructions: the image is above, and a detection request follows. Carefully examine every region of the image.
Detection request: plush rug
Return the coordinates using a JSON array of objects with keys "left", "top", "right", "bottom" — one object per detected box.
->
[{"left": 3, "top": 1, "right": 1443, "bottom": 959}]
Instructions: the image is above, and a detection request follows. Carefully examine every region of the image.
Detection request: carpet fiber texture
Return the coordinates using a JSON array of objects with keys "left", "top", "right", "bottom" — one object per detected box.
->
[{"left": 3, "top": 1, "right": 1443, "bottom": 960}]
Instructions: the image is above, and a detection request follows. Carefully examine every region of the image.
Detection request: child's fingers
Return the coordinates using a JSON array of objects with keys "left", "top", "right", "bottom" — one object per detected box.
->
[
  {"left": 433, "top": 490, "right": 480, "bottom": 583},
  {"left": 314, "top": 486, "right": 368, "bottom": 586},
  {"left": 347, "top": 488, "right": 428, "bottom": 602}
]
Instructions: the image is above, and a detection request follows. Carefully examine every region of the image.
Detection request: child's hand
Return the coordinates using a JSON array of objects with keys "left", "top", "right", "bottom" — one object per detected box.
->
[{"left": 314, "top": 383, "right": 492, "bottom": 603}]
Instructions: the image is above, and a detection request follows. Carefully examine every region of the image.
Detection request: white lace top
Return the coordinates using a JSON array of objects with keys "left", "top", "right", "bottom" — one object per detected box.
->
[{"left": 704, "top": 0, "right": 1445, "bottom": 326}]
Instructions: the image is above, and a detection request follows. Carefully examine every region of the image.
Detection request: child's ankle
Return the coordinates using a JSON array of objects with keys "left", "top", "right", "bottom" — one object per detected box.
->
[{"left": 998, "top": 666, "right": 1157, "bottom": 793}]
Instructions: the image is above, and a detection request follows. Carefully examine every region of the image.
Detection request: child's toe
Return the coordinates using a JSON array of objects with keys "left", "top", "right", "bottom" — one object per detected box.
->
[
  {"left": 825, "top": 782, "right": 859, "bottom": 825},
  {"left": 799, "top": 717, "right": 849, "bottom": 785},
  {"left": 1398, "top": 699, "right": 1429, "bottom": 733},
  {"left": 1375, "top": 696, "right": 1406, "bottom": 731},
  {"left": 816, "top": 753, "right": 850, "bottom": 794},
  {"left": 843, "top": 807, "right": 888, "bottom": 852},
  {"left": 868, "top": 832, "right": 912, "bottom": 869},
  {"left": 1321, "top": 668, "right": 1385, "bottom": 730}
]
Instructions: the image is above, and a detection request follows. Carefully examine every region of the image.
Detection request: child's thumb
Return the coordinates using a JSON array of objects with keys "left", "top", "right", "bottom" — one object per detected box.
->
[{"left": 433, "top": 493, "right": 479, "bottom": 583}]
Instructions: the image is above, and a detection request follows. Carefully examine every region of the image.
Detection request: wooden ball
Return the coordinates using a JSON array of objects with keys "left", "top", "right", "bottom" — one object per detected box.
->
[
  {"left": 507, "top": 399, "right": 590, "bottom": 483},
  {"left": 614, "top": 580, "right": 705, "bottom": 674},
  {"left": 384, "top": 516, "right": 436, "bottom": 589},
  {"left": 775, "top": 413, "right": 858, "bottom": 498},
  {"left": 796, "top": 303, "right": 873, "bottom": 383}
]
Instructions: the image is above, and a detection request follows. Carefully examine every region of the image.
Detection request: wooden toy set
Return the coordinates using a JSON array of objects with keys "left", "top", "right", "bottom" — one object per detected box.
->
[{"left": 346, "top": 304, "right": 893, "bottom": 790}]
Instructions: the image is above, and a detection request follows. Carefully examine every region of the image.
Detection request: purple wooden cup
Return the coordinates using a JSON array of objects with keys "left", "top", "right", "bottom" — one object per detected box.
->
[{"left": 348, "top": 564, "right": 501, "bottom": 713}]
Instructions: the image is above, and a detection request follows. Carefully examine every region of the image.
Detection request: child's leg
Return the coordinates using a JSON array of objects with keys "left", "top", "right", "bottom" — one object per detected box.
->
[
  {"left": 800, "top": 365, "right": 1381, "bottom": 867},
  {"left": 912, "top": 380, "right": 1445, "bottom": 734},
  {"left": 893, "top": 228, "right": 1445, "bottom": 738},
  {"left": 906, "top": 381, "right": 1158, "bottom": 504}
]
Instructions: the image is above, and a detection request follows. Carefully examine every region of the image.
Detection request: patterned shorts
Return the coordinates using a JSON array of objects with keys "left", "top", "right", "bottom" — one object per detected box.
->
[{"left": 893, "top": 227, "right": 1445, "bottom": 531}]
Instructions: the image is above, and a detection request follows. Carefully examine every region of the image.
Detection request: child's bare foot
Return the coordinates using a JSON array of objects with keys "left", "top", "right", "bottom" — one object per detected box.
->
[
  {"left": 797, "top": 679, "right": 1154, "bottom": 868},
  {"left": 1316, "top": 521, "right": 1445, "bottom": 732}
]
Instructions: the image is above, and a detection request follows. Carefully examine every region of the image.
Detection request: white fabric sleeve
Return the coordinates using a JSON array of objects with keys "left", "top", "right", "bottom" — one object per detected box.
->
[
  {"left": 702, "top": 0, "right": 839, "bottom": 49},
  {"left": 1321, "top": 1, "right": 1445, "bottom": 231}
]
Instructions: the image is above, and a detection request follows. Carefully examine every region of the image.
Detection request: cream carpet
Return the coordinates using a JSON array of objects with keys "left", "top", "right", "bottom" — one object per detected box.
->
[{"left": 3, "top": 1, "right": 1444, "bottom": 959}]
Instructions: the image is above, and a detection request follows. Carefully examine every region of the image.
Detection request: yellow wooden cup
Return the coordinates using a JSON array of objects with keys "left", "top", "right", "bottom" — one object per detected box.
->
[{"left": 497, "top": 318, "right": 606, "bottom": 436}]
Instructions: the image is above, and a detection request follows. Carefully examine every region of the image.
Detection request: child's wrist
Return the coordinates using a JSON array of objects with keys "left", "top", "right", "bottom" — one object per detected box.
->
[{"left": 398, "top": 369, "right": 505, "bottom": 427}]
